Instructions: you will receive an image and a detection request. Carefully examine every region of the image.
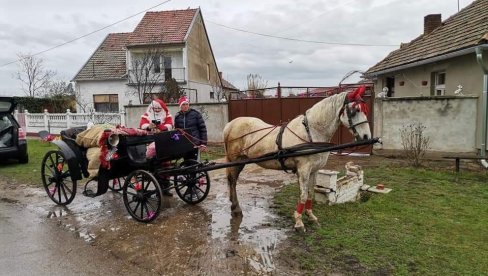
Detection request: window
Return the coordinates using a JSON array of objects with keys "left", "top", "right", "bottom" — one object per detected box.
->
[
  {"left": 434, "top": 71, "right": 446, "bottom": 96},
  {"left": 207, "top": 63, "right": 210, "bottom": 81},
  {"left": 93, "top": 94, "right": 119, "bottom": 113},
  {"left": 164, "top": 57, "right": 172, "bottom": 80},
  {"left": 153, "top": 56, "right": 161, "bottom": 73},
  {"left": 210, "top": 91, "right": 215, "bottom": 99}
]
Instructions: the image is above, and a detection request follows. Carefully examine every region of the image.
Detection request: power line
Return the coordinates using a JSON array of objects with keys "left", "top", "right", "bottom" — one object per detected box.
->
[
  {"left": 206, "top": 20, "right": 398, "bottom": 47},
  {"left": 0, "top": 0, "right": 172, "bottom": 68}
]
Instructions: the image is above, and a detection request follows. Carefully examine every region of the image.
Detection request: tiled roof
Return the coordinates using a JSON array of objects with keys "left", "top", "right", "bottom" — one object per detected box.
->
[
  {"left": 367, "top": 0, "right": 488, "bottom": 74},
  {"left": 73, "top": 33, "right": 130, "bottom": 81},
  {"left": 127, "top": 9, "right": 198, "bottom": 46},
  {"left": 222, "top": 78, "right": 238, "bottom": 91}
]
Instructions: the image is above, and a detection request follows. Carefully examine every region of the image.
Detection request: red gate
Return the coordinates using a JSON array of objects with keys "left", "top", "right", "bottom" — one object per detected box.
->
[{"left": 228, "top": 84, "right": 374, "bottom": 154}]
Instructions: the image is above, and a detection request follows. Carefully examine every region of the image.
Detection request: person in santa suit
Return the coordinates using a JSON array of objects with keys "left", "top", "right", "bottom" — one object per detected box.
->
[
  {"left": 139, "top": 99, "right": 173, "bottom": 132},
  {"left": 139, "top": 98, "right": 174, "bottom": 196}
]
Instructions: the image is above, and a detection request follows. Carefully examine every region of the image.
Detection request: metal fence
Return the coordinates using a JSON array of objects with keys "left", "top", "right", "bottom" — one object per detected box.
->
[{"left": 15, "top": 109, "right": 125, "bottom": 135}]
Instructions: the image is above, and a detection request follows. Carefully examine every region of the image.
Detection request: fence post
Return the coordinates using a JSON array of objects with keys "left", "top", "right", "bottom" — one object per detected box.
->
[
  {"left": 43, "top": 109, "right": 49, "bottom": 132},
  {"left": 119, "top": 110, "right": 126, "bottom": 126},
  {"left": 66, "top": 109, "right": 71, "bottom": 129},
  {"left": 24, "top": 109, "right": 29, "bottom": 133}
]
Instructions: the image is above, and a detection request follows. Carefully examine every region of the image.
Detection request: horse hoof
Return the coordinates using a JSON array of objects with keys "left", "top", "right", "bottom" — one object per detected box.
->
[{"left": 294, "top": 225, "right": 306, "bottom": 233}]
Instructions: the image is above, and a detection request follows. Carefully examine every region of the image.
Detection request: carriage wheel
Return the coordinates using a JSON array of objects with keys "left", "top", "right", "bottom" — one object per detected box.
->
[
  {"left": 174, "top": 160, "right": 210, "bottom": 205},
  {"left": 108, "top": 176, "right": 124, "bottom": 192},
  {"left": 41, "top": 150, "right": 77, "bottom": 205},
  {"left": 122, "top": 170, "right": 163, "bottom": 223}
]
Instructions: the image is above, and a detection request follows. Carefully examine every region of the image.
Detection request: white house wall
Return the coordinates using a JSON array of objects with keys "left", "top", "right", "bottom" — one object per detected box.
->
[
  {"left": 76, "top": 79, "right": 134, "bottom": 112},
  {"left": 186, "top": 80, "right": 214, "bottom": 103}
]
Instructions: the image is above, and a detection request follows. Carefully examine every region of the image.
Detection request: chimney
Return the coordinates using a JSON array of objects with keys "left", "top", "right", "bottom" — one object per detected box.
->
[
  {"left": 218, "top": 71, "right": 223, "bottom": 79},
  {"left": 424, "top": 14, "right": 442, "bottom": 35}
]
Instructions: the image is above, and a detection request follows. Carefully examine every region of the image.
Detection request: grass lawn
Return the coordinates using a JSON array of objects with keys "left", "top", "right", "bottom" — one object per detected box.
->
[
  {"left": 274, "top": 166, "right": 488, "bottom": 275},
  {"left": 0, "top": 139, "right": 57, "bottom": 185}
]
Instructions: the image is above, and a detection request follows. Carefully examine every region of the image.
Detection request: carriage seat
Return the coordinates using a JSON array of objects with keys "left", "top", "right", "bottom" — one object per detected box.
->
[
  {"left": 60, "top": 126, "right": 87, "bottom": 140},
  {"left": 126, "top": 144, "right": 148, "bottom": 166},
  {"left": 60, "top": 126, "right": 89, "bottom": 178}
]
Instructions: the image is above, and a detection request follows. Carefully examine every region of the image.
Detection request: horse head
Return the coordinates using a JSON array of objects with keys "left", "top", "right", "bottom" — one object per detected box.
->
[{"left": 339, "top": 85, "right": 371, "bottom": 141}]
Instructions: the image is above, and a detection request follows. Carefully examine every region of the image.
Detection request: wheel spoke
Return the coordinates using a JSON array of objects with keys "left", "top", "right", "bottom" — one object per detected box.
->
[
  {"left": 132, "top": 201, "right": 141, "bottom": 215},
  {"left": 44, "top": 163, "right": 56, "bottom": 176},
  {"left": 57, "top": 184, "right": 62, "bottom": 202},
  {"left": 146, "top": 199, "right": 157, "bottom": 212},
  {"left": 60, "top": 183, "right": 69, "bottom": 202},
  {"left": 140, "top": 199, "right": 144, "bottom": 219},
  {"left": 61, "top": 181, "right": 73, "bottom": 195}
]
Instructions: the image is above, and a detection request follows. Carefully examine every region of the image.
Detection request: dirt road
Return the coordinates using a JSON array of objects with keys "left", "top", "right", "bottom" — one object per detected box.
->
[{"left": 0, "top": 163, "right": 301, "bottom": 275}]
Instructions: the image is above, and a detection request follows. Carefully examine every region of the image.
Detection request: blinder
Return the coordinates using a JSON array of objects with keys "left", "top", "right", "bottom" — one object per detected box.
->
[{"left": 342, "top": 98, "right": 369, "bottom": 140}]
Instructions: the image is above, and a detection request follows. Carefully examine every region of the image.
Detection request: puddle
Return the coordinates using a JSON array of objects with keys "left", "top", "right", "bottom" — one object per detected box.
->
[{"left": 3, "top": 164, "right": 298, "bottom": 275}]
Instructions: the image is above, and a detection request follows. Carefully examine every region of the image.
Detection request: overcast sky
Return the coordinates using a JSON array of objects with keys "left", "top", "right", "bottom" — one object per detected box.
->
[{"left": 0, "top": 0, "right": 474, "bottom": 96}]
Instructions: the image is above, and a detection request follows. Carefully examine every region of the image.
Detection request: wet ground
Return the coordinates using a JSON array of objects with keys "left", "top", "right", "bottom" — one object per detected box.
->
[
  {"left": 0, "top": 162, "right": 301, "bottom": 275},
  {"left": 0, "top": 153, "right": 469, "bottom": 275}
]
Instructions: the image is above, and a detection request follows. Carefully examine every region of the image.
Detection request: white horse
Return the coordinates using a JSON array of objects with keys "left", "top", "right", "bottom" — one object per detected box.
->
[{"left": 223, "top": 86, "right": 371, "bottom": 231}]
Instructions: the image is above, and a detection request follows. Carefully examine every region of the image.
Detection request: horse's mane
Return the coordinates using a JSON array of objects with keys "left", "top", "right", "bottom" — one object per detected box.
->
[{"left": 307, "top": 92, "right": 348, "bottom": 121}]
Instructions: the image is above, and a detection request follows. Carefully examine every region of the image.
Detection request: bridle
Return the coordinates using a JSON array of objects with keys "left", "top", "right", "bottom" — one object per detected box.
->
[{"left": 342, "top": 99, "right": 369, "bottom": 140}]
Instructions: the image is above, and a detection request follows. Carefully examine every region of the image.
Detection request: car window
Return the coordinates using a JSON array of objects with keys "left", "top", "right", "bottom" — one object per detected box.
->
[
  {"left": 0, "top": 101, "right": 13, "bottom": 113},
  {"left": 0, "top": 115, "right": 12, "bottom": 130}
]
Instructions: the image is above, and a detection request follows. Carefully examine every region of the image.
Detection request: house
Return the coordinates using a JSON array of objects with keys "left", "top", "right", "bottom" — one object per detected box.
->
[
  {"left": 73, "top": 8, "right": 223, "bottom": 112},
  {"left": 365, "top": 0, "right": 488, "bottom": 98},
  {"left": 220, "top": 72, "right": 239, "bottom": 100},
  {"left": 365, "top": 0, "right": 488, "bottom": 153}
]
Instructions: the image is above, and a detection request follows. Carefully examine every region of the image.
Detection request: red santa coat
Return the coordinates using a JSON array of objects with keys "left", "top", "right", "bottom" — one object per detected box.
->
[{"left": 139, "top": 99, "right": 173, "bottom": 131}]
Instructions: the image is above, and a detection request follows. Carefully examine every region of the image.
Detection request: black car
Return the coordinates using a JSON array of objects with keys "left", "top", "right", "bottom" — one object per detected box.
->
[{"left": 0, "top": 97, "right": 28, "bottom": 163}]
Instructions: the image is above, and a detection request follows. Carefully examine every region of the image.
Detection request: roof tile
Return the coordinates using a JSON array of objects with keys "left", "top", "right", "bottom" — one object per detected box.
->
[
  {"left": 127, "top": 9, "right": 198, "bottom": 46},
  {"left": 367, "top": 0, "right": 488, "bottom": 74},
  {"left": 73, "top": 33, "right": 130, "bottom": 80}
]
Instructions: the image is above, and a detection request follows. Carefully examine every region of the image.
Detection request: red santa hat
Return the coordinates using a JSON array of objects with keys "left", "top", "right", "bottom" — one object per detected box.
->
[{"left": 178, "top": 96, "right": 189, "bottom": 108}]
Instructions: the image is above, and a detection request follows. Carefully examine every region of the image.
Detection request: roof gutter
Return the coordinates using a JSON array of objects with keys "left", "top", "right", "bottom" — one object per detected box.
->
[
  {"left": 367, "top": 45, "right": 483, "bottom": 76},
  {"left": 475, "top": 45, "right": 488, "bottom": 168}
]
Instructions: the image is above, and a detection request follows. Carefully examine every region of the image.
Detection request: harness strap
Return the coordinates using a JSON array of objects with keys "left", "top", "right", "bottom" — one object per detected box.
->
[
  {"left": 302, "top": 113, "right": 313, "bottom": 142},
  {"left": 275, "top": 122, "right": 295, "bottom": 173}
]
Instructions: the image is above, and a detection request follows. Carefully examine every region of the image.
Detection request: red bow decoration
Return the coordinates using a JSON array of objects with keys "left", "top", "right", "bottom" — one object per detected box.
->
[
  {"left": 347, "top": 85, "right": 366, "bottom": 102},
  {"left": 346, "top": 85, "right": 369, "bottom": 115}
]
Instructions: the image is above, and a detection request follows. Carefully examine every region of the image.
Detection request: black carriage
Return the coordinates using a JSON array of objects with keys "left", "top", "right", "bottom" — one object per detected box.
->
[{"left": 41, "top": 127, "right": 211, "bottom": 223}]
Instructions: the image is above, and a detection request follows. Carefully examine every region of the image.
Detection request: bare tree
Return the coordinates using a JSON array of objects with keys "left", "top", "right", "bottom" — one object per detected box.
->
[
  {"left": 16, "top": 53, "right": 56, "bottom": 97},
  {"left": 45, "top": 80, "right": 74, "bottom": 98},
  {"left": 400, "top": 122, "right": 431, "bottom": 167},
  {"left": 73, "top": 86, "right": 94, "bottom": 113},
  {"left": 127, "top": 48, "right": 167, "bottom": 104},
  {"left": 211, "top": 81, "right": 226, "bottom": 102},
  {"left": 246, "top": 73, "right": 268, "bottom": 98}
]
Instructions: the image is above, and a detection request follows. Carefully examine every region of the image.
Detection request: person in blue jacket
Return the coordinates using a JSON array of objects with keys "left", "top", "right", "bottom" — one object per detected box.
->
[{"left": 174, "top": 96, "right": 208, "bottom": 160}]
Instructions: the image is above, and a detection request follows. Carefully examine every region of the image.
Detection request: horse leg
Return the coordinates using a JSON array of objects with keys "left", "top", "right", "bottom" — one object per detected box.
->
[
  {"left": 226, "top": 164, "right": 244, "bottom": 217},
  {"left": 304, "top": 172, "right": 319, "bottom": 225},
  {"left": 294, "top": 166, "right": 311, "bottom": 232}
]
